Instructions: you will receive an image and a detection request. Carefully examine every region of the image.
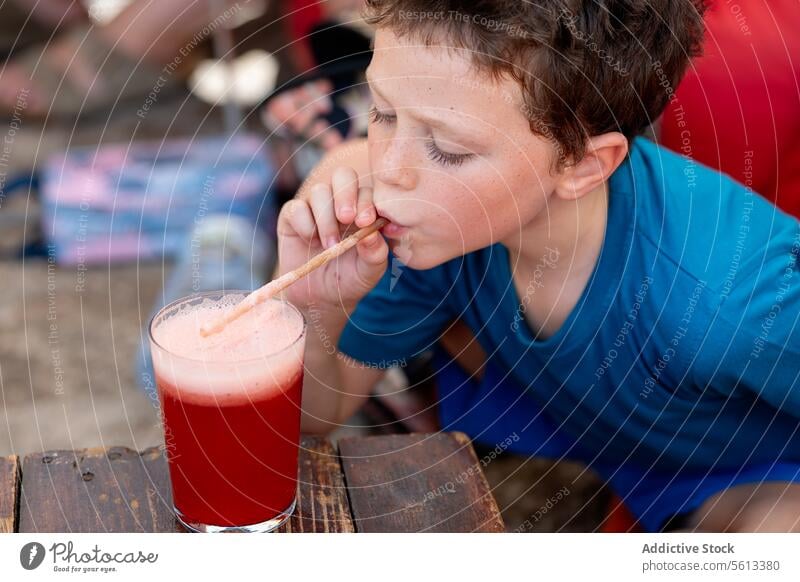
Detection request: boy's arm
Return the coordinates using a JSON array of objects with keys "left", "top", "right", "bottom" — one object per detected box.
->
[
  {"left": 285, "top": 138, "right": 385, "bottom": 434},
  {"left": 300, "top": 306, "right": 385, "bottom": 434},
  {"left": 285, "top": 138, "right": 453, "bottom": 433}
]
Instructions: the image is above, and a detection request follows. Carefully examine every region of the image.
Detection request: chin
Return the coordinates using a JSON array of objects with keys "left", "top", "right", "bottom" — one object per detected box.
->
[
  {"left": 402, "top": 255, "right": 441, "bottom": 270},
  {"left": 388, "top": 240, "right": 455, "bottom": 271}
]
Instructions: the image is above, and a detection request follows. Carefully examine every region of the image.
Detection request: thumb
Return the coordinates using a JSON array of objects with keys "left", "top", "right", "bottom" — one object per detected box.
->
[{"left": 354, "top": 231, "right": 389, "bottom": 288}]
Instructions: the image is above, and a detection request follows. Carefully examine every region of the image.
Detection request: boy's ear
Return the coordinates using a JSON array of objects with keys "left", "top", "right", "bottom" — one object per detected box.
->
[{"left": 553, "top": 133, "right": 629, "bottom": 201}]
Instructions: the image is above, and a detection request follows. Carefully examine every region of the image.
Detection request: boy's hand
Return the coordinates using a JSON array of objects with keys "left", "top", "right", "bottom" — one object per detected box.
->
[{"left": 277, "top": 167, "right": 389, "bottom": 314}]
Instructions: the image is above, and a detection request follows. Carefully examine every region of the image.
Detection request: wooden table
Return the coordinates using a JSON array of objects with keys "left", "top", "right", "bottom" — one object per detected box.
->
[{"left": 0, "top": 432, "right": 505, "bottom": 533}]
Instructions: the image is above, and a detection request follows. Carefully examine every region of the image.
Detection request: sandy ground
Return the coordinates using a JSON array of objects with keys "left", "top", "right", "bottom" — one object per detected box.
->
[
  {"left": 0, "top": 259, "right": 166, "bottom": 456},
  {"left": 0, "top": 91, "right": 225, "bottom": 458}
]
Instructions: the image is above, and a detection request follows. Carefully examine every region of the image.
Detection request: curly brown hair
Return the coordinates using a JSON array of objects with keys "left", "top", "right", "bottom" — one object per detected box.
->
[{"left": 364, "top": 0, "right": 707, "bottom": 166}]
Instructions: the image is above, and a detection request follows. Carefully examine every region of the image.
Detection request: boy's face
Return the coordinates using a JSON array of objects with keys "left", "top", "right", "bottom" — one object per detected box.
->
[{"left": 367, "top": 28, "right": 561, "bottom": 269}]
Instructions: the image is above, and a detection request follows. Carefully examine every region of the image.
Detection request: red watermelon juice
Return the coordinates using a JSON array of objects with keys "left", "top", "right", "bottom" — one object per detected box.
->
[{"left": 148, "top": 291, "right": 306, "bottom": 532}]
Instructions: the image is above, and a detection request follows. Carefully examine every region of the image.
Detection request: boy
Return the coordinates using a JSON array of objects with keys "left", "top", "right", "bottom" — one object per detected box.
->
[{"left": 277, "top": 0, "right": 800, "bottom": 532}]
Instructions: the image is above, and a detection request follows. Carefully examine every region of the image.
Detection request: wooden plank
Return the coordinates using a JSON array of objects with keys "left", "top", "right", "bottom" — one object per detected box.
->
[
  {"left": 18, "top": 437, "right": 352, "bottom": 533},
  {"left": 0, "top": 456, "right": 19, "bottom": 533},
  {"left": 279, "top": 436, "right": 354, "bottom": 533},
  {"left": 18, "top": 446, "right": 180, "bottom": 533},
  {"left": 339, "top": 432, "right": 505, "bottom": 532}
]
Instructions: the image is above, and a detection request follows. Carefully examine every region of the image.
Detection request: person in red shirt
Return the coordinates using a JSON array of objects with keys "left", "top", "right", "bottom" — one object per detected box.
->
[{"left": 660, "top": 0, "right": 800, "bottom": 216}]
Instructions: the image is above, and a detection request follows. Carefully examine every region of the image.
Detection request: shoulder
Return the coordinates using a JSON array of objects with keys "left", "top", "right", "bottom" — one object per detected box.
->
[
  {"left": 297, "top": 139, "right": 371, "bottom": 200},
  {"left": 625, "top": 138, "right": 800, "bottom": 295},
  {"left": 688, "top": 191, "right": 800, "bottom": 388}
]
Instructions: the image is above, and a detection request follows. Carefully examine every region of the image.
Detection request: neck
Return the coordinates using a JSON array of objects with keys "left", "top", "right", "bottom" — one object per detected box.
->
[{"left": 501, "top": 182, "right": 609, "bottom": 277}]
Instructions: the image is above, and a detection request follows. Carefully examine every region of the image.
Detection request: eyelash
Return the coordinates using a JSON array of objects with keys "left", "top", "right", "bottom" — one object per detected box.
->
[
  {"left": 368, "top": 106, "right": 473, "bottom": 168},
  {"left": 424, "top": 140, "right": 470, "bottom": 168},
  {"left": 368, "top": 106, "right": 395, "bottom": 125}
]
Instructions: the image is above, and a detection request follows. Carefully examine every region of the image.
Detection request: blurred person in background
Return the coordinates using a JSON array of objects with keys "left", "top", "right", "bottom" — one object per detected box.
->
[
  {"left": 262, "top": 0, "right": 372, "bottom": 200},
  {"left": 0, "top": 0, "right": 260, "bottom": 118}
]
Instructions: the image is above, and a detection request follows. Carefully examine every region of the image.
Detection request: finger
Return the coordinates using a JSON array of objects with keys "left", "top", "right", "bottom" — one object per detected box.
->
[
  {"left": 295, "top": 97, "right": 335, "bottom": 137},
  {"left": 306, "top": 119, "right": 343, "bottom": 150},
  {"left": 331, "top": 167, "right": 359, "bottom": 224},
  {"left": 278, "top": 199, "right": 317, "bottom": 243},
  {"left": 312, "top": 78, "right": 334, "bottom": 96},
  {"left": 266, "top": 92, "right": 295, "bottom": 123},
  {"left": 279, "top": 200, "right": 321, "bottom": 268},
  {"left": 264, "top": 93, "right": 296, "bottom": 131},
  {"left": 285, "top": 104, "right": 319, "bottom": 136},
  {"left": 287, "top": 90, "right": 333, "bottom": 135},
  {"left": 355, "top": 186, "right": 377, "bottom": 228},
  {"left": 271, "top": 88, "right": 319, "bottom": 134},
  {"left": 355, "top": 231, "right": 389, "bottom": 281},
  {"left": 304, "top": 81, "right": 334, "bottom": 113},
  {"left": 308, "top": 183, "right": 341, "bottom": 249}
]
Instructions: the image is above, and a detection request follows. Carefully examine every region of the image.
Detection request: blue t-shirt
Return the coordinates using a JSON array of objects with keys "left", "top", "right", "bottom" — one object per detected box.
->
[{"left": 339, "top": 137, "right": 800, "bottom": 527}]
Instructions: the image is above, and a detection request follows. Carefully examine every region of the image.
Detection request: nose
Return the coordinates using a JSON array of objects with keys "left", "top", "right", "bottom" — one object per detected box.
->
[{"left": 373, "top": 134, "right": 417, "bottom": 191}]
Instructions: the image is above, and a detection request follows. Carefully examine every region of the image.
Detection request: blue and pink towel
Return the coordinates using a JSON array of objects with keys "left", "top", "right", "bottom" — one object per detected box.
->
[{"left": 41, "top": 134, "right": 275, "bottom": 265}]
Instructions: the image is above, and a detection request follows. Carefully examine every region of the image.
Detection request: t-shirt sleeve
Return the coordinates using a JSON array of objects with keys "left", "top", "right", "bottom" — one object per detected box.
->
[
  {"left": 696, "top": 217, "right": 800, "bottom": 417},
  {"left": 337, "top": 252, "right": 456, "bottom": 367}
]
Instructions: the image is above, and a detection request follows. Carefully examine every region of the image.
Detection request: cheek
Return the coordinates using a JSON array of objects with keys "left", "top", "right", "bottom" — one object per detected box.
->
[
  {"left": 396, "top": 169, "right": 543, "bottom": 268},
  {"left": 421, "top": 179, "right": 501, "bottom": 248},
  {"left": 450, "top": 172, "right": 524, "bottom": 230},
  {"left": 484, "top": 161, "right": 553, "bottom": 238},
  {"left": 366, "top": 134, "right": 383, "bottom": 171}
]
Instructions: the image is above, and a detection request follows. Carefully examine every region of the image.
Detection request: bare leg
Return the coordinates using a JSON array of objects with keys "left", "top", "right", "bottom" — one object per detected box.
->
[
  {"left": 99, "top": 0, "right": 241, "bottom": 65},
  {"left": 682, "top": 482, "right": 800, "bottom": 532},
  {"left": 439, "top": 319, "right": 488, "bottom": 380},
  {"left": 0, "top": 0, "right": 241, "bottom": 113},
  {"left": 9, "top": 0, "right": 88, "bottom": 28}
]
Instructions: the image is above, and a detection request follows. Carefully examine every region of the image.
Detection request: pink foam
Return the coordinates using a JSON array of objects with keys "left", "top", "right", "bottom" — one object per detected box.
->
[{"left": 150, "top": 296, "right": 305, "bottom": 405}]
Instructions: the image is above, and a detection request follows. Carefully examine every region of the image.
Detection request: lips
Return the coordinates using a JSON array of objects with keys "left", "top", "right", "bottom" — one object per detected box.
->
[
  {"left": 381, "top": 221, "right": 409, "bottom": 238},
  {"left": 376, "top": 210, "right": 409, "bottom": 238}
]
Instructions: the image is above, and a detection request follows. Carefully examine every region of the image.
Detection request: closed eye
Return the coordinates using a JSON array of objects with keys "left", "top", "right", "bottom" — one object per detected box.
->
[
  {"left": 368, "top": 105, "right": 395, "bottom": 124},
  {"left": 370, "top": 105, "right": 474, "bottom": 168},
  {"left": 426, "top": 139, "right": 474, "bottom": 168}
]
